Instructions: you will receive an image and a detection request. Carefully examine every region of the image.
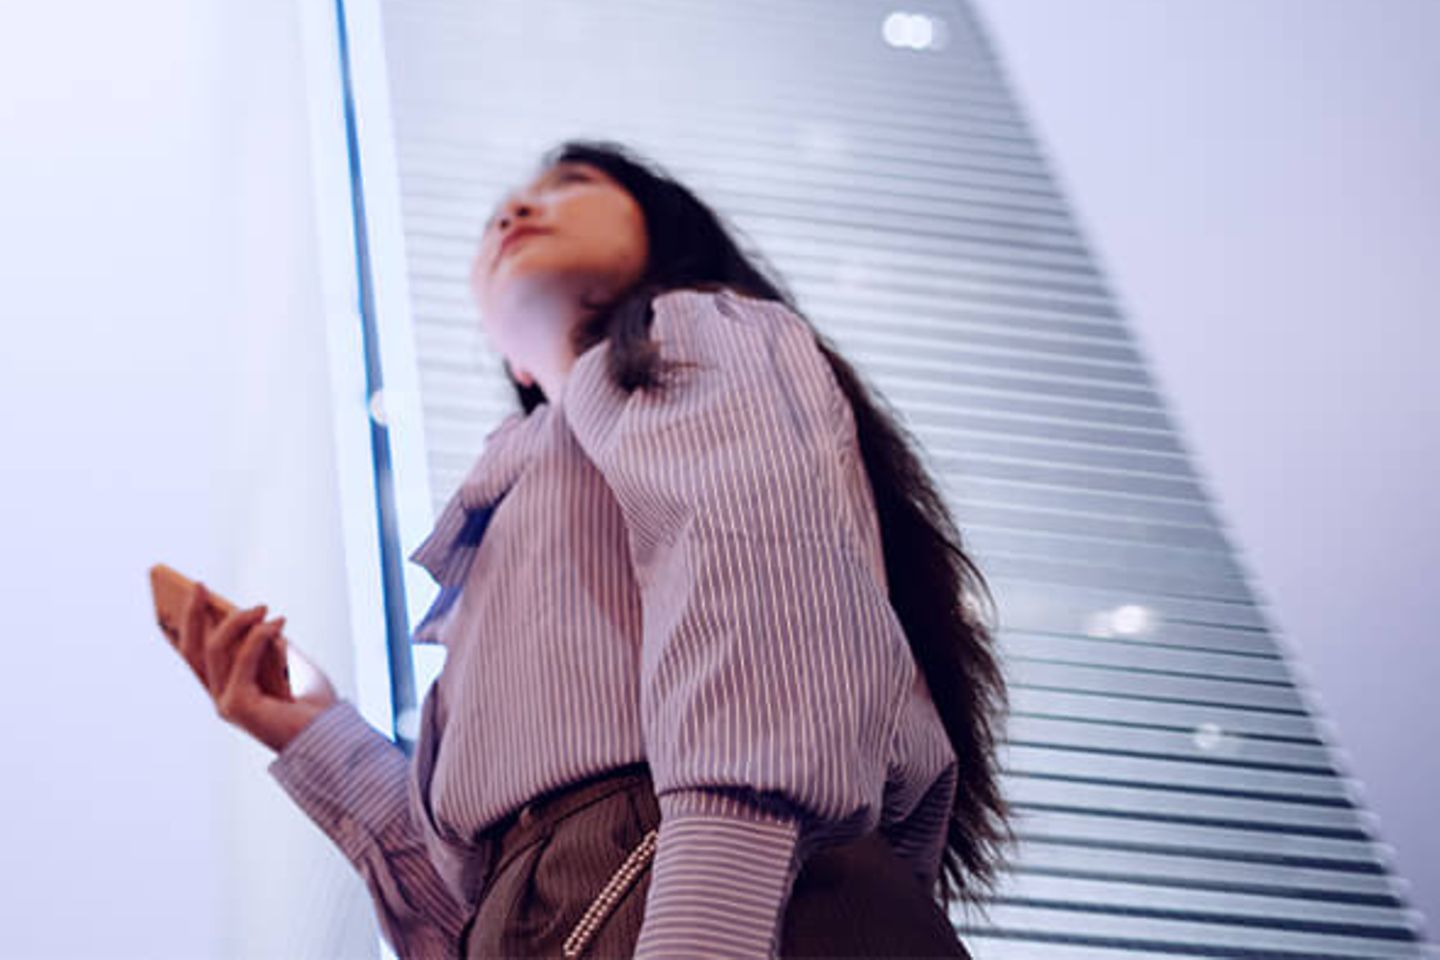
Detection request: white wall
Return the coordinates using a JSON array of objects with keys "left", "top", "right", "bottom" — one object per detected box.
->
[
  {"left": 974, "top": 0, "right": 1440, "bottom": 934},
  {"left": 0, "top": 1, "right": 383, "bottom": 956}
]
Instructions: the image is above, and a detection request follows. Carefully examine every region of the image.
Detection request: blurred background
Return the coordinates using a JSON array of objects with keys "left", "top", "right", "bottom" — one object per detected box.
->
[{"left": 0, "top": 0, "right": 1434, "bottom": 957}]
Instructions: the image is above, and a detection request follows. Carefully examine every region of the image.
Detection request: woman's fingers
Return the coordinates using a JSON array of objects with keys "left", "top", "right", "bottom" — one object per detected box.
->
[
  {"left": 205, "top": 604, "right": 267, "bottom": 700},
  {"left": 218, "top": 615, "right": 286, "bottom": 722},
  {"left": 172, "top": 589, "right": 328, "bottom": 755}
]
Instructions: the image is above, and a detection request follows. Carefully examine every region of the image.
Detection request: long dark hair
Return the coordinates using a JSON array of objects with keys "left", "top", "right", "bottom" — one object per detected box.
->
[{"left": 503, "top": 139, "right": 1014, "bottom": 910}]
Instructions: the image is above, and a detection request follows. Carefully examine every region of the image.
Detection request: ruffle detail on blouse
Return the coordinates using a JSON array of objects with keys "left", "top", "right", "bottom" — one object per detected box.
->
[{"left": 407, "top": 403, "right": 554, "bottom": 644}]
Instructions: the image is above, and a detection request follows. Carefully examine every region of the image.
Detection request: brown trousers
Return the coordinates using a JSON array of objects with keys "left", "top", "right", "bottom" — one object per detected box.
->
[{"left": 459, "top": 763, "right": 972, "bottom": 959}]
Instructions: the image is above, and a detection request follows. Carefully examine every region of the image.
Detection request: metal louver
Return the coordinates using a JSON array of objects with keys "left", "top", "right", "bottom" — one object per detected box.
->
[{"left": 367, "top": 1, "right": 1434, "bottom": 956}]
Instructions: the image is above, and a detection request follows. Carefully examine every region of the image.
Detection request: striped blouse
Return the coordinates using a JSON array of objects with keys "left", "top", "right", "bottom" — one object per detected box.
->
[{"left": 267, "top": 287, "right": 959, "bottom": 959}]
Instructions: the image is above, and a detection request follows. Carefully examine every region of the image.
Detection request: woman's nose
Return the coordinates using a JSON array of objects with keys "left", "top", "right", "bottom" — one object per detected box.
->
[{"left": 495, "top": 199, "right": 534, "bottom": 233}]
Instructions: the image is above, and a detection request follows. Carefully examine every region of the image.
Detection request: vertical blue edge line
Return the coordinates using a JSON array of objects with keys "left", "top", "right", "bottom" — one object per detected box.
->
[{"left": 331, "top": 0, "right": 419, "bottom": 756}]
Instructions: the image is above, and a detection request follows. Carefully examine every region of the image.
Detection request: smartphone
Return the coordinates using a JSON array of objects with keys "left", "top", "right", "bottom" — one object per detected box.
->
[{"left": 149, "top": 563, "right": 293, "bottom": 701}]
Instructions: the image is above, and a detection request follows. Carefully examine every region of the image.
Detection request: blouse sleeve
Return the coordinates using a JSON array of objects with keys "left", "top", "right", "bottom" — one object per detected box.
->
[
  {"left": 560, "top": 288, "right": 917, "bottom": 959},
  {"left": 268, "top": 700, "right": 468, "bottom": 959}
]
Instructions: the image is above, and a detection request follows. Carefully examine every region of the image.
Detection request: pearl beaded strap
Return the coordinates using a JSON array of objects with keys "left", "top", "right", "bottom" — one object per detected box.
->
[{"left": 561, "top": 827, "right": 660, "bottom": 959}]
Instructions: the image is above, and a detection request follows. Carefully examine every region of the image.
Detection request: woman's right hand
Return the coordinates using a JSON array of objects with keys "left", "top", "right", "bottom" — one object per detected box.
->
[{"left": 177, "top": 582, "right": 340, "bottom": 755}]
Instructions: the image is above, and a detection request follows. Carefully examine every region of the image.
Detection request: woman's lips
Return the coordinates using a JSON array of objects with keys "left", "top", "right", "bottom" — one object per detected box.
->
[{"left": 498, "top": 227, "right": 550, "bottom": 261}]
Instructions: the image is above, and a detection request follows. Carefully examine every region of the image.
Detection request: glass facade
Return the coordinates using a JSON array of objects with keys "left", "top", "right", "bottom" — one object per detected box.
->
[{"left": 361, "top": 0, "right": 1433, "bottom": 955}]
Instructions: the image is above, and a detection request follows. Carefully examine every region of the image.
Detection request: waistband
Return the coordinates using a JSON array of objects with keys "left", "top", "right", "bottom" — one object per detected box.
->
[{"left": 475, "top": 762, "right": 658, "bottom": 900}]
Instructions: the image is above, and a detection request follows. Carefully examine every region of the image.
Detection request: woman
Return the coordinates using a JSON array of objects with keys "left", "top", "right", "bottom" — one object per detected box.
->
[{"left": 172, "top": 139, "right": 1013, "bottom": 958}]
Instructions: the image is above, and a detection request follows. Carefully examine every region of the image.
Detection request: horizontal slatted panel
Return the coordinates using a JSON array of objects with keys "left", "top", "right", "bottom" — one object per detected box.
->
[{"left": 375, "top": 0, "right": 1433, "bottom": 955}]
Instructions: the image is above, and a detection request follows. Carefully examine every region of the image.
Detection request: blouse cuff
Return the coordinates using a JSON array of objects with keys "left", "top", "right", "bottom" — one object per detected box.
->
[
  {"left": 266, "top": 699, "right": 409, "bottom": 863},
  {"left": 634, "top": 788, "right": 804, "bottom": 959}
]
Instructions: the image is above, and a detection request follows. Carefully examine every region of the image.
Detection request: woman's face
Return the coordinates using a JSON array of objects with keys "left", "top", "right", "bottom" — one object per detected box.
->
[{"left": 470, "top": 160, "right": 649, "bottom": 385}]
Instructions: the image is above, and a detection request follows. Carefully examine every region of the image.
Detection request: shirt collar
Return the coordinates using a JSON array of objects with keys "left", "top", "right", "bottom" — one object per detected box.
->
[{"left": 407, "top": 402, "right": 554, "bottom": 643}]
